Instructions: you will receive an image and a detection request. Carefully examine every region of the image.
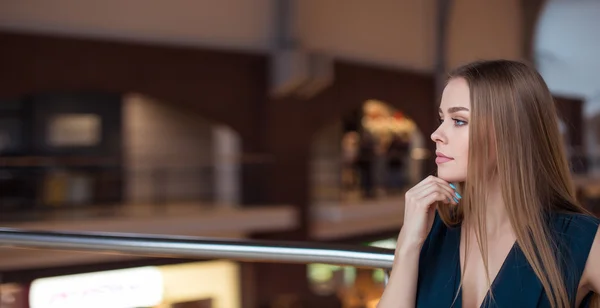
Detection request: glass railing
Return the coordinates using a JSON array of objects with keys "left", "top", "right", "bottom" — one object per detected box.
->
[
  {"left": 0, "top": 160, "right": 272, "bottom": 223},
  {"left": 0, "top": 228, "right": 394, "bottom": 308}
]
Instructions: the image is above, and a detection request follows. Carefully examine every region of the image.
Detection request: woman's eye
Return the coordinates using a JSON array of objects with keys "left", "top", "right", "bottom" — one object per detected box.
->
[{"left": 454, "top": 119, "right": 467, "bottom": 126}]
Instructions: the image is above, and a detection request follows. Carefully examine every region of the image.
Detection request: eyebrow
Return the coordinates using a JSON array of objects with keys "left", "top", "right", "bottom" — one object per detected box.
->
[{"left": 438, "top": 107, "right": 470, "bottom": 114}]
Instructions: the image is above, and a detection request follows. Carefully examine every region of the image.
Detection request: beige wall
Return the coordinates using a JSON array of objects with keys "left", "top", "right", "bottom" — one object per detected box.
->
[
  {"left": 0, "top": 0, "right": 274, "bottom": 51},
  {"left": 123, "top": 93, "right": 214, "bottom": 203},
  {"left": 0, "top": 0, "right": 438, "bottom": 70},
  {"left": 0, "top": 0, "right": 524, "bottom": 74},
  {"left": 298, "top": 0, "right": 436, "bottom": 71},
  {"left": 446, "top": 0, "right": 523, "bottom": 70}
]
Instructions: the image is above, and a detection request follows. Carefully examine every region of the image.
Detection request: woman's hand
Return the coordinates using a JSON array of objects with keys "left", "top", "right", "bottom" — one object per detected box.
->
[
  {"left": 398, "top": 176, "right": 459, "bottom": 249},
  {"left": 378, "top": 176, "right": 460, "bottom": 308}
]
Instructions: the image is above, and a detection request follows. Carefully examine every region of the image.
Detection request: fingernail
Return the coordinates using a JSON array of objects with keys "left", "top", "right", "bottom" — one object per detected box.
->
[
  {"left": 453, "top": 197, "right": 459, "bottom": 203},
  {"left": 449, "top": 183, "right": 456, "bottom": 190},
  {"left": 455, "top": 192, "right": 462, "bottom": 199}
]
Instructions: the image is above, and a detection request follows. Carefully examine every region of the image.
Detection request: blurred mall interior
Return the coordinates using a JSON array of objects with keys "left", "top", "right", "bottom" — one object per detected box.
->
[{"left": 0, "top": 0, "right": 599, "bottom": 307}]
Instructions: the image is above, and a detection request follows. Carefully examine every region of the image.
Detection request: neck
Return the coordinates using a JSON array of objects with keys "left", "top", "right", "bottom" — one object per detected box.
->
[
  {"left": 483, "top": 178, "right": 511, "bottom": 236},
  {"left": 463, "top": 177, "right": 512, "bottom": 238}
]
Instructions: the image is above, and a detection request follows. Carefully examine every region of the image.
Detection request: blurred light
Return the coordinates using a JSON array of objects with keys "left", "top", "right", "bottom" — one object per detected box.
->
[
  {"left": 372, "top": 269, "right": 386, "bottom": 284},
  {"left": 411, "top": 148, "right": 431, "bottom": 160},
  {"left": 307, "top": 263, "right": 339, "bottom": 283},
  {"left": 367, "top": 238, "right": 396, "bottom": 250},
  {"left": 30, "top": 267, "right": 163, "bottom": 308}
]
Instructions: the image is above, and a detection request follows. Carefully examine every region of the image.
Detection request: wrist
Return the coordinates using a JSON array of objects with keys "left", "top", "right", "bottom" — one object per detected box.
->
[
  {"left": 397, "top": 230, "right": 425, "bottom": 252},
  {"left": 389, "top": 238, "right": 422, "bottom": 278},
  {"left": 394, "top": 234, "right": 423, "bottom": 263},
  {"left": 397, "top": 240, "right": 422, "bottom": 257}
]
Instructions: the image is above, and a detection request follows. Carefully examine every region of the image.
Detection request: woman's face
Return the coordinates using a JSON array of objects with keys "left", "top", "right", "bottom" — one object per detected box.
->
[{"left": 431, "top": 78, "right": 471, "bottom": 182}]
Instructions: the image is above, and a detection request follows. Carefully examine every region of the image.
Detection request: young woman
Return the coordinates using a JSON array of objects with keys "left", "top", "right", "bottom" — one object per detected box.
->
[{"left": 378, "top": 60, "right": 600, "bottom": 308}]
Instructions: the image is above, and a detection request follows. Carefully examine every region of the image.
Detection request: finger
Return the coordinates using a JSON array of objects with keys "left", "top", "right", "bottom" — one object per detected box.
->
[
  {"left": 407, "top": 177, "right": 460, "bottom": 204},
  {"left": 413, "top": 181, "right": 456, "bottom": 201},
  {"left": 418, "top": 190, "right": 453, "bottom": 208},
  {"left": 411, "top": 182, "right": 443, "bottom": 199},
  {"left": 425, "top": 175, "right": 458, "bottom": 191},
  {"left": 424, "top": 177, "right": 461, "bottom": 201},
  {"left": 436, "top": 182, "right": 461, "bottom": 203},
  {"left": 416, "top": 176, "right": 458, "bottom": 194},
  {"left": 434, "top": 181, "right": 458, "bottom": 199},
  {"left": 413, "top": 182, "right": 457, "bottom": 204}
]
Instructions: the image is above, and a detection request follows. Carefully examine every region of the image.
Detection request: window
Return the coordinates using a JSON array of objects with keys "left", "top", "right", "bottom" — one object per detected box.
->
[{"left": 46, "top": 114, "right": 101, "bottom": 147}]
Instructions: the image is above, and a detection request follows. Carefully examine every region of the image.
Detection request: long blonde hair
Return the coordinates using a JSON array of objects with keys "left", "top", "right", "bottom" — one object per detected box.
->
[{"left": 436, "top": 60, "right": 597, "bottom": 308}]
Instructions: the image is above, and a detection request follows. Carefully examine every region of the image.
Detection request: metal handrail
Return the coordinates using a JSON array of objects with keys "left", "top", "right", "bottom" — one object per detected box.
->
[{"left": 0, "top": 228, "right": 395, "bottom": 269}]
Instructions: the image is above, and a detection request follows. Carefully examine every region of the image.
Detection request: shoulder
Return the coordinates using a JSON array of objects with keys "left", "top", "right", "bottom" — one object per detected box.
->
[
  {"left": 550, "top": 212, "right": 600, "bottom": 290},
  {"left": 581, "top": 214, "right": 600, "bottom": 294},
  {"left": 549, "top": 212, "right": 599, "bottom": 257},
  {"left": 551, "top": 212, "right": 600, "bottom": 233}
]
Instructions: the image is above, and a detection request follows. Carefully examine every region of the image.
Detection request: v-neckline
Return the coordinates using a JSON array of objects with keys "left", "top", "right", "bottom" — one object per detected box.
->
[{"left": 455, "top": 225, "right": 518, "bottom": 308}]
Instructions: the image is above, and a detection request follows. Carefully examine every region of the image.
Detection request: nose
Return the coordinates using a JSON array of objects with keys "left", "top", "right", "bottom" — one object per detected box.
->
[{"left": 430, "top": 124, "right": 447, "bottom": 144}]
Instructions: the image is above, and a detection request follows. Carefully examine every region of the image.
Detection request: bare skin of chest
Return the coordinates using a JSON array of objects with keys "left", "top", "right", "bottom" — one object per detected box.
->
[{"left": 459, "top": 230, "right": 515, "bottom": 308}]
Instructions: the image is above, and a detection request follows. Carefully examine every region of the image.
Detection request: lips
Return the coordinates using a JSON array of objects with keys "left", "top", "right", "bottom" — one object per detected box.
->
[{"left": 435, "top": 151, "right": 454, "bottom": 164}]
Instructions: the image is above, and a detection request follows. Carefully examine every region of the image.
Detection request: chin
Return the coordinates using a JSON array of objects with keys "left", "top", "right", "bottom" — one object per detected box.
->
[{"left": 437, "top": 170, "right": 466, "bottom": 183}]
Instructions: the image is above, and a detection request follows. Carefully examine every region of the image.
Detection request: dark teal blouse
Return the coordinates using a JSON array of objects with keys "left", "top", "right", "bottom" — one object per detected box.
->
[{"left": 415, "top": 211, "right": 599, "bottom": 307}]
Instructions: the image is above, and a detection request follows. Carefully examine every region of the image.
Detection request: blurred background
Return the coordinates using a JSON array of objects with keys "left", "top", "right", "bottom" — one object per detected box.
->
[{"left": 0, "top": 0, "right": 599, "bottom": 307}]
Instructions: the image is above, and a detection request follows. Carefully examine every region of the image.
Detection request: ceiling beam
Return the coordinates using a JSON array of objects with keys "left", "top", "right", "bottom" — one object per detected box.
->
[
  {"left": 520, "top": 0, "right": 548, "bottom": 63},
  {"left": 435, "top": 0, "right": 454, "bottom": 100}
]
